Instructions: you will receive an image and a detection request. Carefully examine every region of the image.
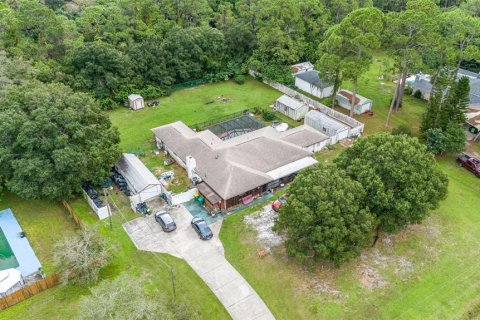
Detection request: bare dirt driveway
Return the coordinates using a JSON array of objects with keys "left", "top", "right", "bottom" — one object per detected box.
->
[{"left": 123, "top": 206, "right": 275, "bottom": 320}]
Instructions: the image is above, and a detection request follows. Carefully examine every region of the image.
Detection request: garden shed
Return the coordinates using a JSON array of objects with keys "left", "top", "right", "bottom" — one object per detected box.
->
[
  {"left": 304, "top": 110, "right": 350, "bottom": 144},
  {"left": 115, "top": 153, "right": 163, "bottom": 202},
  {"left": 295, "top": 70, "right": 334, "bottom": 99},
  {"left": 335, "top": 90, "right": 372, "bottom": 114},
  {"left": 128, "top": 94, "right": 145, "bottom": 110},
  {"left": 274, "top": 95, "right": 309, "bottom": 120}
]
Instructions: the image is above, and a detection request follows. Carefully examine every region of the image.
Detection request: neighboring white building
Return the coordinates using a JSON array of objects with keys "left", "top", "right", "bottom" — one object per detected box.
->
[
  {"left": 128, "top": 94, "right": 145, "bottom": 110},
  {"left": 305, "top": 110, "right": 350, "bottom": 144},
  {"left": 274, "top": 95, "right": 309, "bottom": 120},
  {"left": 294, "top": 70, "right": 334, "bottom": 99},
  {"left": 290, "top": 62, "right": 314, "bottom": 75},
  {"left": 115, "top": 153, "right": 163, "bottom": 202},
  {"left": 335, "top": 89, "right": 373, "bottom": 115}
]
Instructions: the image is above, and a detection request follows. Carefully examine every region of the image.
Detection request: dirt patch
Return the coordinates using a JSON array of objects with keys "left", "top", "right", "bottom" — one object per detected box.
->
[
  {"left": 309, "top": 279, "right": 344, "bottom": 300},
  {"left": 215, "top": 96, "right": 232, "bottom": 103},
  {"left": 244, "top": 204, "right": 284, "bottom": 253},
  {"left": 359, "top": 264, "right": 389, "bottom": 290}
]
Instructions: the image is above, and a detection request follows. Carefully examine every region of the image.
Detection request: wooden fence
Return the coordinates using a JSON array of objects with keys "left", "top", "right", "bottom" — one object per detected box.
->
[
  {"left": 0, "top": 274, "right": 60, "bottom": 310},
  {"left": 61, "top": 200, "right": 83, "bottom": 229}
]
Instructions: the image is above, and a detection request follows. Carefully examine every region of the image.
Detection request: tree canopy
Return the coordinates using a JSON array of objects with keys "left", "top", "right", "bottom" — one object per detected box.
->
[
  {"left": 274, "top": 164, "right": 374, "bottom": 266},
  {"left": 335, "top": 133, "right": 449, "bottom": 233},
  {"left": 0, "top": 81, "right": 120, "bottom": 200}
]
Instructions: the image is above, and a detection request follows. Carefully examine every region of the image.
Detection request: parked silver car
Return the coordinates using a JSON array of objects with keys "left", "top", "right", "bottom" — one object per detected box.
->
[{"left": 154, "top": 211, "right": 177, "bottom": 232}]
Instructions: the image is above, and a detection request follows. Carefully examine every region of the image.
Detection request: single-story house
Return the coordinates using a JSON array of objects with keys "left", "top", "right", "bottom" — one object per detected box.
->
[
  {"left": 291, "top": 62, "right": 314, "bottom": 75},
  {"left": 411, "top": 69, "right": 480, "bottom": 108},
  {"left": 295, "top": 70, "right": 334, "bottom": 99},
  {"left": 304, "top": 110, "right": 350, "bottom": 144},
  {"left": 274, "top": 95, "right": 309, "bottom": 120},
  {"left": 411, "top": 75, "right": 433, "bottom": 101},
  {"left": 128, "top": 94, "right": 145, "bottom": 110},
  {"left": 151, "top": 122, "right": 326, "bottom": 210},
  {"left": 335, "top": 89, "right": 372, "bottom": 114},
  {"left": 115, "top": 153, "right": 163, "bottom": 202}
]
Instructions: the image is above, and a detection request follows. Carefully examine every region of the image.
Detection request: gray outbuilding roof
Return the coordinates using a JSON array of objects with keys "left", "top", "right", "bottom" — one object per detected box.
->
[
  {"left": 116, "top": 153, "right": 161, "bottom": 194},
  {"left": 279, "top": 125, "right": 329, "bottom": 147},
  {"left": 295, "top": 70, "right": 332, "bottom": 89},
  {"left": 305, "top": 110, "right": 349, "bottom": 132},
  {"left": 412, "top": 78, "right": 433, "bottom": 92},
  {"left": 276, "top": 95, "right": 306, "bottom": 110}
]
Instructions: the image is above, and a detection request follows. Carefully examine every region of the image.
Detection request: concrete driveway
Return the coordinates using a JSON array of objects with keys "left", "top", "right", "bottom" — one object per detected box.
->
[{"left": 123, "top": 206, "right": 275, "bottom": 320}]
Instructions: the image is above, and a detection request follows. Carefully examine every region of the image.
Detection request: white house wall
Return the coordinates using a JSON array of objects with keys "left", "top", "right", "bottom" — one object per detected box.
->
[{"left": 295, "top": 78, "right": 334, "bottom": 99}]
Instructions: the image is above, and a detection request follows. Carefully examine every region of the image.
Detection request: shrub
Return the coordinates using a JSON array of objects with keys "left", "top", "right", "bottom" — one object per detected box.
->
[
  {"left": 413, "top": 90, "right": 423, "bottom": 99},
  {"left": 424, "top": 128, "right": 446, "bottom": 154},
  {"left": 234, "top": 74, "right": 246, "bottom": 85},
  {"left": 404, "top": 86, "right": 413, "bottom": 95},
  {"left": 262, "top": 109, "right": 276, "bottom": 121},
  {"left": 444, "top": 123, "right": 466, "bottom": 154},
  {"left": 392, "top": 124, "right": 413, "bottom": 136},
  {"left": 53, "top": 228, "right": 114, "bottom": 285}
]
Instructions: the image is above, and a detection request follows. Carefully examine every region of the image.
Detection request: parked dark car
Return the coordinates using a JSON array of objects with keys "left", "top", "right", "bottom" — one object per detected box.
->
[
  {"left": 147, "top": 101, "right": 160, "bottom": 107},
  {"left": 191, "top": 217, "right": 213, "bottom": 240},
  {"left": 135, "top": 202, "right": 151, "bottom": 216},
  {"left": 154, "top": 211, "right": 177, "bottom": 232},
  {"left": 457, "top": 153, "right": 480, "bottom": 177}
]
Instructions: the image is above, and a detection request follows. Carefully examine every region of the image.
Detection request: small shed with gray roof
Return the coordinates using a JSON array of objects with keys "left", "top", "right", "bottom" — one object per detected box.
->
[
  {"left": 274, "top": 95, "right": 309, "bottom": 120},
  {"left": 295, "top": 70, "right": 334, "bottom": 99},
  {"left": 305, "top": 110, "right": 350, "bottom": 144}
]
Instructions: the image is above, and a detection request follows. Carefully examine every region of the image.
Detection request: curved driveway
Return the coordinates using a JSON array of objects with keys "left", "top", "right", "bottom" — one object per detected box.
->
[{"left": 123, "top": 206, "right": 275, "bottom": 320}]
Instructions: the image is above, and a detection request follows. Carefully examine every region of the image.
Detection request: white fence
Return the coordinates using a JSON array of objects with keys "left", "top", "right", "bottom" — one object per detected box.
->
[
  {"left": 129, "top": 187, "right": 197, "bottom": 212},
  {"left": 262, "top": 79, "right": 365, "bottom": 137},
  {"left": 83, "top": 190, "right": 111, "bottom": 220},
  {"left": 167, "top": 188, "right": 198, "bottom": 206}
]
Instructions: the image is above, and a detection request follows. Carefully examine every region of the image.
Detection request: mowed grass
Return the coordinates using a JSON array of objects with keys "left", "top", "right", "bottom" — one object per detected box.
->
[
  {"left": 2, "top": 193, "right": 230, "bottom": 320},
  {"left": 2, "top": 79, "right": 284, "bottom": 320},
  {"left": 0, "top": 194, "right": 78, "bottom": 274},
  {"left": 109, "top": 78, "right": 282, "bottom": 151},
  {"left": 219, "top": 57, "right": 480, "bottom": 319},
  {"left": 220, "top": 155, "right": 480, "bottom": 320}
]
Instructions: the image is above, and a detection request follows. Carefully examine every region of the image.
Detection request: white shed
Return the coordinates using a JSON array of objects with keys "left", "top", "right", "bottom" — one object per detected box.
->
[
  {"left": 274, "top": 95, "right": 309, "bottom": 120},
  {"left": 335, "top": 90, "right": 372, "bottom": 115},
  {"left": 295, "top": 70, "right": 334, "bottom": 99},
  {"left": 304, "top": 110, "right": 350, "bottom": 144},
  {"left": 128, "top": 94, "right": 145, "bottom": 110},
  {"left": 115, "top": 153, "right": 163, "bottom": 202}
]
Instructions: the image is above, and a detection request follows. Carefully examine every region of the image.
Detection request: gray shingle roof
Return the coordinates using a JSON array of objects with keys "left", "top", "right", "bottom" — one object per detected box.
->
[
  {"left": 295, "top": 70, "right": 332, "bottom": 89},
  {"left": 412, "top": 78, "right": 433, "bottom": 92},
  {"left": 279, "top": 125, "right": 329, "bottom": 147},
  {"left": 151, "top": 122, "right": 318, "bottom": 199}
]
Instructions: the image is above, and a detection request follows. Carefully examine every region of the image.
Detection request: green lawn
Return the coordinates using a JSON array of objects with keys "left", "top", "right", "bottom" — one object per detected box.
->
[
  {"left": 218, "top": 57, "right": 480, "bottom": 319},
  {"left": 109, "top": 78, "right": 282, "bottom": 151},
  {"left": 2, "top": 78, "right": 284, "bottom": 319},
  {"left": 220, "top": 155, "right": 480, "bottom": 320},
  {"left": 0, "top": 194, "right": 78, "bottom": 274},
  {"left": 2, "top": 192, "right": 230, "bottom": 319}
]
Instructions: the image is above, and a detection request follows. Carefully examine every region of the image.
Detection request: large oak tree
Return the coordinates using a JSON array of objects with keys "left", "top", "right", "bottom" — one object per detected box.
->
[{"left": 0, "top": 81, "right": 120, "bottom": 200}]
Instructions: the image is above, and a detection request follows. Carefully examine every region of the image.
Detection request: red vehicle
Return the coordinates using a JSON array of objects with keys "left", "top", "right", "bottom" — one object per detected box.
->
[
  {"left": 272, "top": 194, "right": 288, "bottom": 212},
  {"left": 457, "top": 153, "right": 480, "bottom": 177}
]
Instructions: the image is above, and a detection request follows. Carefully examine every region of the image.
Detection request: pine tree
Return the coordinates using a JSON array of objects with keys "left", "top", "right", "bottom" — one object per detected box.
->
[{"left": 438, "top": 76, "right": 469, "bottom": 130}]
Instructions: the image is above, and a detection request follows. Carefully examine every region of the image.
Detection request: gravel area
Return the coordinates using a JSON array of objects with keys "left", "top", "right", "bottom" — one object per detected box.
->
[{"left": 244, "top": 204, "right": 284, "bottom": 252}]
